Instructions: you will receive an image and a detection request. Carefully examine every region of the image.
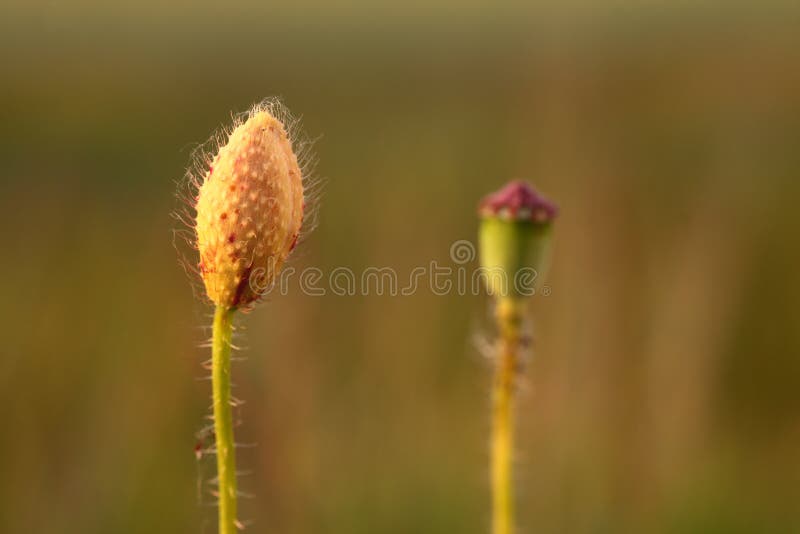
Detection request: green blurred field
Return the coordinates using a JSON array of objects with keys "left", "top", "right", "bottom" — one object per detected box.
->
[{"left": 1, "top": 2, "right": 800, "bottom": 533}]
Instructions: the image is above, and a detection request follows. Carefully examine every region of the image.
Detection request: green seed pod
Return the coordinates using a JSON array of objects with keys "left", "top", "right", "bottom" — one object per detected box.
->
[{"left": 478, "top": 180, "right": 557, "bottom": 300}]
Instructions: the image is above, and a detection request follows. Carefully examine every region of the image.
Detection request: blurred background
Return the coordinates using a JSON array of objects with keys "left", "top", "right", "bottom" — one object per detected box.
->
[{"left": 1, "top": 1, "right": 800, "bottom": 533}]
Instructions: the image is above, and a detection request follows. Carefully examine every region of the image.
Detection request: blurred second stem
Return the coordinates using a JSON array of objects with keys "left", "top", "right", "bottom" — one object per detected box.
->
[{"left": 491, "top": 297, "right": 524, "bottom": 534}]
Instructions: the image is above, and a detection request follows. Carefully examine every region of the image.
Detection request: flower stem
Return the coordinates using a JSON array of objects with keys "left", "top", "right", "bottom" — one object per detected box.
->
[
  {"left": 491, "top": 297, "right": 523, "bottom": 534},
  {"left": 212, "top": 306, "right": 238, "bottom": 534}
]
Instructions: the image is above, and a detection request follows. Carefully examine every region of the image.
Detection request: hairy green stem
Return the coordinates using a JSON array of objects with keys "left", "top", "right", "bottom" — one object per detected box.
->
[
  {"left": 491, "top": 298, "right": 522, "bottom": 534},
  {"left": 212, "top": 306, "right": 238, "bottom": 534}
]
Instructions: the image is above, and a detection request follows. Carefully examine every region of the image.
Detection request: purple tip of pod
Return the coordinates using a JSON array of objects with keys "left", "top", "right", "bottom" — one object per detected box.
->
[{"left": 478, "top": 180, "right": 558, "bottom": 222}]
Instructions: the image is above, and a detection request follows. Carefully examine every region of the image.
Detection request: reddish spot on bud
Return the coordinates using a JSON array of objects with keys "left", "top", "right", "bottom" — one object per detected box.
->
[
  {"left": 231, "top": 266, "right": 253, "bottom": 308},
  {"left": 220, "top": 212, "right": 228, "bottom": 220},
  {"left": 227, "top": 233, "right": 236, "bottom": 243}
]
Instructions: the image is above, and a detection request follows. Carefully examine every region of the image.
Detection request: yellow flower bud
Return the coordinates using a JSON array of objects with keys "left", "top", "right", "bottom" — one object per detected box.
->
[{"left": 194, "top": 103, "right": 304, "bottom": 309}]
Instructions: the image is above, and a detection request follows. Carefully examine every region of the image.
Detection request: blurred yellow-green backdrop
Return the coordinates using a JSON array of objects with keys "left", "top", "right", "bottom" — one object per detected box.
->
[{"left": 1, "top": 1, "right": 800, "bottom": 533}]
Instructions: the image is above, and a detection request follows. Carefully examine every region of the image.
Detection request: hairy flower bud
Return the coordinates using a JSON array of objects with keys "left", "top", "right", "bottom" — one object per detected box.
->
[
  {"left": 194, "top": 104, "right": 304, "bottom": 309},
  {"left": 478, "top": 180, "right": 557, "bottom": 299}
]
